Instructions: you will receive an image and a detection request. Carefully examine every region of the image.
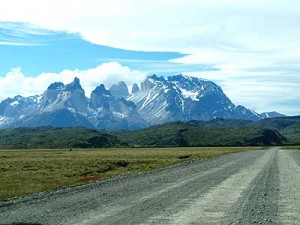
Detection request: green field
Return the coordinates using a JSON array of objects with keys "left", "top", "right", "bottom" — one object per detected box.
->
[{"left": 0, "top": 147, "right": 263, "bottom": 201}]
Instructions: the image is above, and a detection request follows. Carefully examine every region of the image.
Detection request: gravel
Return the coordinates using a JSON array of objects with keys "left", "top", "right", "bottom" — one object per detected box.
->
[{"left": 1, "top": 147, "right": 299, "bottom": 225}]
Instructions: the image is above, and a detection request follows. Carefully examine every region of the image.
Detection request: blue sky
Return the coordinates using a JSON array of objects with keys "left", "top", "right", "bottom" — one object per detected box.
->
[
  {"left": 0, "top": 0, "right": 299, "bottom": 115},
  {"left": 0, "top": 22, "right": 218, "bottom": 76},
  {"left": 0, "top": 22, "right": 191, "bottom": 75}
]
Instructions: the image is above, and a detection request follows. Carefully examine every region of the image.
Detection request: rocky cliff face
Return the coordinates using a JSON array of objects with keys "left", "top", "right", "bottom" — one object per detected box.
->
[
  {"left": 109, "top": 81, "right": 129, "bottom": 98},
  {"left": 131, "top": 83, "right": 140, "bottom": 94},
  {"left": 89, "top": 84, "right": 148, "bottom": 130}
]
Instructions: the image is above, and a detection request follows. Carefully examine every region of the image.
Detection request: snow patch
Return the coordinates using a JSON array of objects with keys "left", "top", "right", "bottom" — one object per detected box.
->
[
  {"left": 34, "top": 95, "right": 43, "bottom": 104},
  {"left": 0, "top": 116, "right": 6, "bottom": 126},
  {"left": 67, "top": 108, "right": 76, "bottom": 113},
  {"left": 140, "top": 92, "right": 160, "bottom": 110},
  {"left": 151, "top": 100, "right": 168, "bottom": 118},
  {"left": 148, "top": 78, "right": 155, "bottom": 84},
  {"left": 180, "top": 88, "right": 200, "bottom": 101},
  {"left": 97, "top": 107, "right": 103, "bottom": 111},
  {"left": 9, "top": 101, "right": 19, "bottom": 107},
  {"left": 113, "top": 111, "right": 126, "bottom": 118}
]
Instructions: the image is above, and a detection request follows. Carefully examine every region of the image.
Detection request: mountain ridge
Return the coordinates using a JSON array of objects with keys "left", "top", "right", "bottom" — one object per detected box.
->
[
  {"left": 128, "top": 74, "right": 263, "bottom": 125},
  {"left": 0, "top": 74, "right": 286, "bottom": 130}
]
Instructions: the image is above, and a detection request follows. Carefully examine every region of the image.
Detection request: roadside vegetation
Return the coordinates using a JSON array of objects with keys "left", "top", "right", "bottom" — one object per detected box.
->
[
  {"left": 0, "top": 147, "right": 263, "bottom": 201},
  {"left": 282, "top": 146, "right": 300, "bottom": 150}
]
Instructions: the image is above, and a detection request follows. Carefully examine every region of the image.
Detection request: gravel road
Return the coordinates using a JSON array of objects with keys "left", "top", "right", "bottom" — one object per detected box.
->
[{"left": 1, "top": 147, "right": 300, "bottom": 225}]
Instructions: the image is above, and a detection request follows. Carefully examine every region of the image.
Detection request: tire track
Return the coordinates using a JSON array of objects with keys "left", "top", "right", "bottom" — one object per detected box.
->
[
  {"left": 277, "top": 150, "right": 300, "bottom": 224},
  {"left": 224, "top": 148, "right": 279, "bottom": 225}
]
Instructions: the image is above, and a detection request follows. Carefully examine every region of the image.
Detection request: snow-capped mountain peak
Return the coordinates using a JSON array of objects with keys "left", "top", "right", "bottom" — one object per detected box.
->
[{"left": 128, "top": 74, "right": 262, "bottom": 125}]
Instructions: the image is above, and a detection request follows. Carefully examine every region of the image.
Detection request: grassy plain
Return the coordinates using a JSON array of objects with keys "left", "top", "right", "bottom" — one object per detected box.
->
[{"left": 0, "top": 147, "right": 263, "bottom": 201}]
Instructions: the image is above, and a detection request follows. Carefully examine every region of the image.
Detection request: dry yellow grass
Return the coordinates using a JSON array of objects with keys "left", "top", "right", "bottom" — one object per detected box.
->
[{"left": 0, "top": 147, "right": 263, "bottom": 201}]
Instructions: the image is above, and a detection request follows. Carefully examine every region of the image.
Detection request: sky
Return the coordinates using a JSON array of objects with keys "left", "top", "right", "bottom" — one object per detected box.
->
[{"left": 0, "top": 0, "right": 299, "bottom": 115}]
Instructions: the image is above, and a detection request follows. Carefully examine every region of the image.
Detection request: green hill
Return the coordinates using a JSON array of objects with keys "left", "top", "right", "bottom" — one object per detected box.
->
[
  {"left": 0, "top": 127, "right": 127, "bottom": 149},
  {"left": 252, "top": 116, "right": 300, "bottom": 130},
  {"left": 189, "top": 116, "right": 300, "bottom": 145},
  {"left": 113, "top": 122, "right": 284, "bottom": 147}
]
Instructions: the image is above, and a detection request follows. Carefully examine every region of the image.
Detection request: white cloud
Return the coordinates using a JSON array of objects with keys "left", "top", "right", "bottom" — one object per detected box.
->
[
  {"left": 0, "top": 62, "right": 146, "bottom": 100},
  {"left": 0, "top": 0, "right": 298, "bottom": 51}
]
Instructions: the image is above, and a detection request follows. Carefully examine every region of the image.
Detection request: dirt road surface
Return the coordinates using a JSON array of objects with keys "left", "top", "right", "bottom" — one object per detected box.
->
[{"left": 1, "top": 147, "right": 300, "bottom": 225}]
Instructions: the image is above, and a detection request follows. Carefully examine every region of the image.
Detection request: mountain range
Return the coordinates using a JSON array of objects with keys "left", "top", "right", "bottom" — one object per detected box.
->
[{"left": 0, "top": 74, "right": 285, "bottom": 130}]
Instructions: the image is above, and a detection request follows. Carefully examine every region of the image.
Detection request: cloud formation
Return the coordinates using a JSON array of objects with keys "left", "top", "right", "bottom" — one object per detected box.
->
[
  {"left": 0, "top": 0, "right": 298, "bottom": 51},
  {"left": 0, "top": 62, "right": 146, "bottom": 100}
]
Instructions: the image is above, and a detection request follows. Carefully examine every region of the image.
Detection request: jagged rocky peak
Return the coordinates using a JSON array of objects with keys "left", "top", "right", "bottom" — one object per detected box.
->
[
  {"left": 109, "top": 81, "right": 129, "bottom": 98},
  {"left": 168, "top": 73, "right": 201, "bottom": 81},
  {"left": 40, "top": 77, "right": 88, "bottom": 114},
  {"left": 147, "top": 74, "right": 167, "bottom": 84},
  {"left": 149, "top": 74, "right": 165, "bottom": 80},
  {"left": 46, "top": 77, "right": 83, "bottom": 92},
  {"left": 167, "top": 74, "right": 186, "bottom": 81},
  {"left": 92, "top": 84, "right": 111, "bottom": 96},
  {"left": 65, "top": 77, "right": 83, "bottom": 91},
  {"left": 47, "top": 82, "right": 64, "bottom": 90},
  {"left": 0, "top": 95, "right": 24, "bottom": 108},
  {"left": 0, "top": 94, "right": 41, "bottom": 120},
  {"left": 90, "top": 84, "right": 112, "bottom": 109},
  {"left": 43, "top": 77, "right": 85, "bottom": 99},
  {"left": 89, "top": 83, "right": 148, "bottom": 130},
  {"left": 131, "top": 83, "right": 139, "bottom": 94},
  {"left": 168, "top": 74, "right": 219, "bottom": 91},
  {"left": 11, "top": 95, "right": 24, "bottom": 101},
  {"left": 141, "top": 74, "right": 165, "bottom": 91}
]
